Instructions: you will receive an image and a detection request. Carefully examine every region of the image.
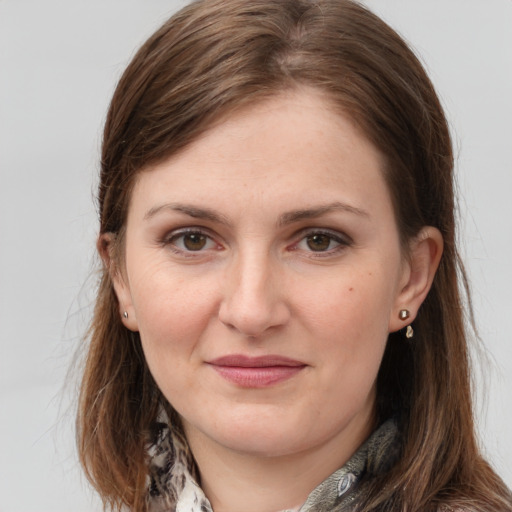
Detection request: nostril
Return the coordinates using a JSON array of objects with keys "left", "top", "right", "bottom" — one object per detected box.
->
[{"left": 218, "top": 295, "right": 290, "bottom": 339}]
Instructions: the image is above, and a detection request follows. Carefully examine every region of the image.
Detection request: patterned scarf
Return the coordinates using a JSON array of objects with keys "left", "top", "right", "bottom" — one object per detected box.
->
[{"left": 147, "top": 419, "right": 400, "bottom": 512}]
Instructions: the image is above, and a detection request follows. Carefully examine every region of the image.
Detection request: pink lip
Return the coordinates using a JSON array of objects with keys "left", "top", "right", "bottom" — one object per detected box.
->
[{"left": 207, "top": 355, "right": 306, "bottom": 388}]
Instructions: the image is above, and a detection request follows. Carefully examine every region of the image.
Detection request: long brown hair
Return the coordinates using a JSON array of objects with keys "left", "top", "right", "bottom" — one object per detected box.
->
[{"left": 77, "top": 1, "right": 512, "bottom": 510}]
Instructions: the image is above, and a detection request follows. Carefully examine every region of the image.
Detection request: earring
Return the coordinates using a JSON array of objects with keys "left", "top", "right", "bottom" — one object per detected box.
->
[
  {"left": 399, "top": 309, "right": 410, "bottom": 320},
  {"left": 123, "top": 311, "right": 128, "bottom": 319},
  {"left": 399, "top": 309, "right": 414, "bottom": 339}
]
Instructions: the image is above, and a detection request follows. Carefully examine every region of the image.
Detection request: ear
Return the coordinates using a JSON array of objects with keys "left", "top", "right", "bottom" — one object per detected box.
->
[
  {"left": 388, "top": 226, "right": 443, "bottom": 333},
  {"left": 97, "top": 233, "right": 139, "bottom": 332}
]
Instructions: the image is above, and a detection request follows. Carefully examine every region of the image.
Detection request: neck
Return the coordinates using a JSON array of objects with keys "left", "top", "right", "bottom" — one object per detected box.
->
[{"left": 183, "top": 417, "right": 373, "bottom": 512}]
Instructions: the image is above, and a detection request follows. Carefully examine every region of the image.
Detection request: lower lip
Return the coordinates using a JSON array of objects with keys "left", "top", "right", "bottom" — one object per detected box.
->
[{"left": 210, "top": 365, "right": 305, "bottom": 388}]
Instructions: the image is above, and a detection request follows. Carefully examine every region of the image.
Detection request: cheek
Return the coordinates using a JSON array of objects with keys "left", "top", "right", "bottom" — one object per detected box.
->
[
  {"left": 295, "top": 265, "right": 396, "bottom": 400},
  {"left": 127, "top": 258, "right": 220, "bottom": 359},
  {"left": 133, "top": 277, "right": 221, "bottom": 403},
  {"left": 297, "top": 266, "right": 395, "bottom": 341}
]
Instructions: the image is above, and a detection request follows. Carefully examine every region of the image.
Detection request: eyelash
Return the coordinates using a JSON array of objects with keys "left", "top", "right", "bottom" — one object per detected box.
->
[{"left": 161, "top": 228, "right": 352, "bottom": 257}]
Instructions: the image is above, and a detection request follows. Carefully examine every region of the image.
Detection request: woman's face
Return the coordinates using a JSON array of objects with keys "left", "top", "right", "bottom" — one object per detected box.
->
[{"left": 115, "top": 89, "right": 412, "bottom": 459}]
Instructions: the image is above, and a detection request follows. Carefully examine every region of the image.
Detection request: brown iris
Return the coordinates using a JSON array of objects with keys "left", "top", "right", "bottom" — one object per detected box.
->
[
  {"left": 306, "top": 234, "right": 332, "bottom": 251},
  {"left": 183, "top": 233, "right": 208, "bottom": 251}
]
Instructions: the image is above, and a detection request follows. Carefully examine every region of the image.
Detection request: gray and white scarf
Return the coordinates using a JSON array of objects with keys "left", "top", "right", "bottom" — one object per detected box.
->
[{"left": 147, "top": 419, "right": 400, "bottom": 512}]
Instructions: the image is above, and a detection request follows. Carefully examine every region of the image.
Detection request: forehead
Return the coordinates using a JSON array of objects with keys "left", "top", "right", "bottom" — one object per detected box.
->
[{"left": 129, "top": 89, "right": 391, "bottom": 222}]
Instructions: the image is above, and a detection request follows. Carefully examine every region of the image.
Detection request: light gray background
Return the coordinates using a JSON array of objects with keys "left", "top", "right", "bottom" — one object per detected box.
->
[{"left": 1, "top": 1, "right": 511, "bottom": 510}]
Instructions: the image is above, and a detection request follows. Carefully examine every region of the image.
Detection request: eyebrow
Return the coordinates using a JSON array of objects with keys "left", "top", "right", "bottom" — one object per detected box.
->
[
  {"left": 144, "top": 203, "right": 232, "bottom": 226},
  {"left": 144, "top": 201, "right": 369, "bottom": 226},
  {"left": 277, "top": 201, "right": 370, "bottom": 226}
]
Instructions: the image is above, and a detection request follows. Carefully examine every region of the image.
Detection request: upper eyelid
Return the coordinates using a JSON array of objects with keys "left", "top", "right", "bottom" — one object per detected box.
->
[
  {"left": 293, "top": 227, "right": 352, "bottom": 243},
  {"left": 164, "top": 226, "right": 216, "bottom": 240}
]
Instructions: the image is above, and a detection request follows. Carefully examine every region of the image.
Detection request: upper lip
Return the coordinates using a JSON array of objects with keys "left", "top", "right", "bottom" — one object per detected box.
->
[{"left": 207, "top": 354, "right": 306, "bottom": 367}]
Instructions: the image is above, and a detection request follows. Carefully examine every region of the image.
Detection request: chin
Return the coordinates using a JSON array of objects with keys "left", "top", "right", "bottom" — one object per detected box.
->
[
  {"left": 215, "top": 426, "right": 308, "bottom": 457},
  {"left": 185, "top": 407, "right": 349, "bottom": 459}
]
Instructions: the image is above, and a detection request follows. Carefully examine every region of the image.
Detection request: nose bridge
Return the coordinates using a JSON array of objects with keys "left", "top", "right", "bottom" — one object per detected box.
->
[{"left": 219, "top": 244, "right": 288, "bottom": 337}]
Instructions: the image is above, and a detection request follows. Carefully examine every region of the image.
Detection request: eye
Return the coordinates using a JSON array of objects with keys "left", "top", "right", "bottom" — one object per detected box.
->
[
  {"left": 166, "top": 230, "right": 219, "bottom": 252},
  {"left": 304, "top": 233, "right": 337, "bottom": 252},
  {"left": 293, "top": 230, "right": 351, "bottom": 254}
]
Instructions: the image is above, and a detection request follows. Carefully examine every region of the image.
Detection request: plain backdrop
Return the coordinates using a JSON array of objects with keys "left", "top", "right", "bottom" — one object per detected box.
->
[{"left": 1, "top": 1, "right": 511, "bottom": 510}]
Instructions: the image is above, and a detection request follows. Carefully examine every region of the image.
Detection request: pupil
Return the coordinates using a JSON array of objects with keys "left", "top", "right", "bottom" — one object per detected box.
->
[
  {"left": 307, "top": 234, "right": 330, "bottom": 251},
  {"left": 184, "top": 233, "right": 207, "bottom": 251}
]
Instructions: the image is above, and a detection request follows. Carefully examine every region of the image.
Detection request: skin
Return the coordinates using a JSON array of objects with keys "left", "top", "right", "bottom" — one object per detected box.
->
[{"left": 109, "top": 88, "right": 442, "bottom": 512}]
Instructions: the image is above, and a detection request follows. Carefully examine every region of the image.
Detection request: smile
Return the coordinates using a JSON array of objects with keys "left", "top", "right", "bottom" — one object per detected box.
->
[{"left": 207, "top": 355, "right": 307, "bottom": 388}]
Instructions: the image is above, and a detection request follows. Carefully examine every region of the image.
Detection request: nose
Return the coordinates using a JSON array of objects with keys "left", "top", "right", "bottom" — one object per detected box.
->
[{"left": 218, "top": 249, "right": 291, "bottom": 338}]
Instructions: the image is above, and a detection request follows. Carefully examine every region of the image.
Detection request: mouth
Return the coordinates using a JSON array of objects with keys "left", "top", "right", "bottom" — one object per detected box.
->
[{"left": 206, "top": 355, "right": 307, "bottom": 388}]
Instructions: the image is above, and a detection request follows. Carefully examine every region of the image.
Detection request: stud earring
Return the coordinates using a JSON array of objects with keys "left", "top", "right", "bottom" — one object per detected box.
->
[
  {"left": 399, "top": 309, "right": 410, "bottom": 320},
  {"left": 399, "top": 309, "right": 414, "bottom": 339},
  {"left": 123, "top": 311, "right": 128, "bottom": 319}
]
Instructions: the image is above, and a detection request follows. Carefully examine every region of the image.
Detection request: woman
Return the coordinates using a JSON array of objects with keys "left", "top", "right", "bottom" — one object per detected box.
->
[{"left": 77, "top": 0, "right": 512, "bottom": 511}]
